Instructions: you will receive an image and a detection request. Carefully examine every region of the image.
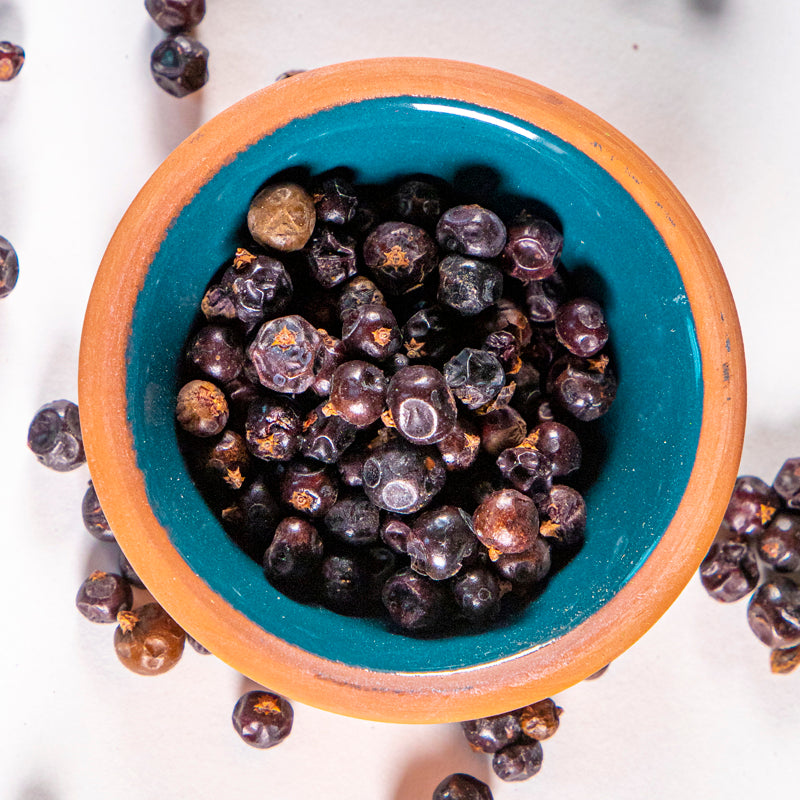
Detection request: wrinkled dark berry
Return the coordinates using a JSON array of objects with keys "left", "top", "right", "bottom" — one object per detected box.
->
[
  {"left": 444, "top": 348, "right": 506, "bottom": 411},
  {"left": 748, "top": 577, "right": 800, "bottom": 649},
  {"left": 437, "top": 204, "right": 506, "bottom": 258},
  {"left": 363, "top": 221, "right": 438, "bottom": 295},
  {"left": 337, "top": 276, "right": 386, "bottom": 320},
  {"left": 114, "top": 603, "right": 186, "bottom": 675},
  {"left": 145, "top": 0, "right": 206, "bottom": 32},
  {"left": 555, "top": 297, "right": 609, "bottom": 358},
  {"left": 757, "top": 513, "right": 800, "bottom": 572},
  {"left": 771, "top": 644, "right": 800, "bottom": 674},
  {"left": 27, "top": 399, "right": 86, "bottom": 471},
  {"left": 304, "top": 226, "right": 358, "bottom": 288},
  {"left": 436, "top": 420, "right": 481, "bottom": 472},
  {"left": 150, "top": 34, "right": 209, "bottom": 98},
  {"left": 497, "top": 444, "right": 553, "bottom": 495},
  {"left": 247, "top": 314, "right": 322, "bottom": 393},
  {"left": 247, "top": 182, "right": 316, "bottom": 252},
  {"left": 280, "top": 460, "right": 338, "bottom": 517},
  {"left": 309, "top": 331, "right": 348, "bottom": 398},
  {"left": 538, "top": 484, "right": 586, "bottom": 548},
  {"left": 76, "top": 571, "right": 133, "bottom": 623},
  {"left": 438, "top": 254, "right": 503, "bottom": 316},
  {"left": 232, "top": 691, "right": 293, "bottom": 749},
  {"left": 324, "top": 493, "right": 381, "bottom": 546},
  {"left": 699, "top": 527, "right": 760, "bottom": 602},
  {"left": 524, "top": 268, "right": 569, "bottom": 322},
  {"left": 381, "top": 568, "right": 450, "bottom": 632},
  {"left": 492, "top": 739, "right": 544, "bottom": 782},
  {"left": 527, "top": 421, "right": 581, "bottom": 477},
  {"left": 204, "top": 429, "right": 250, "bottom": 488},
  {"left": 432, "top": 773, "right": 493, "bottom": 800},
  {"left": 320, "top": 553, "right": 370, "bottom": 614},
  {"left": 263, "top": 517, "right": 323, "bottom": 586},
  {"left": 337, "top": 447, "right": 368, "bottom": 488},
  {"left": 221, "top": 475, "right": 280, "bottom": 559},
  {"left": 473, "top": 489, "right": 540, "bottom": 556},
  {"left": 389, "top": 179, "right": 442, "bottom": 229},
  {"left": 402, "top": 306, "right": 454, "bottom": 362},
  {"left": 462, "top": 710, "right": 523, "bottom": 753},
  {"left": 82, "top": 481, "right": 114, "bottom": 543},
  {"left": 245, "top": 396, "right": 301, "bottom": 461},
  {"left": 773, "top": 458, "right": 800, "bottom": 510},
  {"left": 724, "top": 475, "right": 781, "bottom": 537},
  {"left": 406, "top": 505, "right": 477, "bottom": 580},
  {"left": 301, "top": 404, "right": 358, "bottom": 463},
  {"left": 187, "top": 324, "right": 244, "bottom": 383},
  {"left": 341, "top": 303, "right": 402, "bottom": 361},
  {"left": 329, "top": 360, "right": 387, "bottom": 428},
  {"left": 0, "top": 42, "right": 24, "bottom": 81},
  {"left": 552, "top": 354, "right": 617, "bottom": 421},
  {"left": 380, "top": 516, "right": 412, "bottom": 553},
  {"left": 362, "top": 439, "right": 446, "bottom": 514},
  {"left": 493, "top": 537, "right": 551, "bottom": 585},
  {"left": 479, "top": 406, "right": 527, "bottom": 456},
  {"left": 483, "top": 330, "right": 520, "bottom": 373},
  {"left": 477, "top": 298, "right": 532, "bottom": 347},
  {"left": 518, "top": 698, "right": 562, "bottom": 740},
  {"left": 452, "top": 567, "right": 502, "bottom": 624},
  {"left": 502, "top": 216, "right": 562, "bottom": 282},
  {"left": 387, "top": 365, "right": 457, "bottom": 445},
  {"left": 0, "top": 235, "right": 19, "bottom": 297},
  {"left": 312, "top": 172, "right": 358, "bottom": 225},
  {"left": 175, "top": 380, "right": 228, "bottom": 437}
]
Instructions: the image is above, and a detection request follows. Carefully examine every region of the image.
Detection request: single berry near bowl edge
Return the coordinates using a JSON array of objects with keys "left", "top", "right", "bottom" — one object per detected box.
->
[{"left": 173, "top": 169, "right": 618, "bottom": 639}]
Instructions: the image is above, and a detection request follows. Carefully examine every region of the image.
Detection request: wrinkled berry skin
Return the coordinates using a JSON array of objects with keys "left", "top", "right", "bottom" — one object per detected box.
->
[
  {"left": 502, "top": 216, "right": 562, "bottom": 282},
  {"left": 0, "top": 42, "right": 24, "bottom": 81},
  {"left": 436, "top": 204, "right": 507, "bottom": 258},
  {"left": 329, "top": 360, "right": 387, "bottom": 428},
  {"left": 262, "top": 517, "right": 323, "bottom": 586},
  {"left": 341, "top": 303, "right": 402, "bottom": 361},
  {"left": 461, "top": 710, "right": 522, "bottom": 753},
  {"left": 387, "top": 365, "right": 457, "bottom": 445},
  {"left": 493, "top": 537, "right": 551, "bottom": 585},
  {"left": 244, "top": 396, "right": 301, "bottom": 462},
  {"left": 444, "top": 348, "right": 505, "bottom": 411},
  {"left": 247, "top": 314, "right": 322, "bottom": 393},
  {"left": 402, "top": 305, "right": 454, "bottom": 362},
  {"left": 527, "top": 421, "right": 581, "bottom": 477},
  {"left": 555, "top": 297, "right": 609, "bottom": 358},
  {"left": 145, "top": 0, "right": 206, "bottom": 32},
  {"left": 304, "top": 226, "right": 358, "bottom": 288},
  {"left": 232, "top": 691, "right": 294, "bottom": 749},
  {"left": 381, "top": 568, "right": 450, "bottom": 632},
  {"left": 496, "top": 445, "right": 553, "bottom": 495},
  {"left": 724, "top": 475, "right": 782, "bottom": 537},
  {"left": 538, "top": 484, "right": 586, "bottom": 548},
  {"left": 114, "top": 603, "right": 186, "bottom": 676},
  {"left": 700, "top": 529, "right": 760, "bottom": 602},
  {"left": 82, "top": 481, "right": 115, "bottom": 542},
  {"left": 176, "top": 379, "right": 228, "bottom": 437},
  {"left": 518, "top": 698, "right": 562, "bottom": 740},
  {"left": 389, "top": 179, "right": 443, "bottom": 228},
  {"left": 280, "top": 460, "right": 339, "bottom": 518},
  {"left": 150, "top": 34, "right": 209, "bottom": 98},
  {"left": 313, "top": 172, "right": 359, "bottom": 225},
  {"left": 301, "top": 404, "right": 358, "bottom": 463},
  {"left": 433, "top": 773, "right": 494, "bottom": 800},
  {"left": 747, "top": 577, "right": 800, "bottom": 649},
  {"left": 774, "top": 458, "right": 800, "bottom": 509},
  {"left": 324, "top": 493, "right": 381, "bottom": 546},
  {"left": 492, "top": 739, "right": 544, "bottom": 782},
  {"left": 363, "top": 221, "right": 438, "bottom": 295},
  {"left": 75, "top": 571, "right": 133, "bottom": 623},
  {"left": 320, "top": 553, "right": 370, "bottom": 615},
  {"left": 525, "top": 268, "right": 569, "bottom": 322},
  {"left": 0, "top": 235, "right": 19, "bottom": 297},
  {"left": 452, "top": 567, "right": 502, "bottom": 624},
  {"left": 473, "top": 489, "right": 540, "bottom": 556},
  {"left": 757, "top": 513, "right": 800, "bottom": 572},
  {"left": 247, "top": 182, "right": 316, "bottom": 252},
  {"left": 187, "top": 324, "right": 244, "bottom": 383},
  {"left": 438, "top": 254, "right": 503, "bottom": 316},
  {"left": 27, "top": 400, "right": 86, "bottom": 471},
  {"left": 362, "top": 439, "right": 446, "bottom": 514},
  {"left": 552, "top": 355, "right": 617, "bottom": 421},
  {"left": 337, "top": 275, "right": 385, "bottom": 320},
  {"left": 406, "top": 505, "right": 477, "bottom": 580}
]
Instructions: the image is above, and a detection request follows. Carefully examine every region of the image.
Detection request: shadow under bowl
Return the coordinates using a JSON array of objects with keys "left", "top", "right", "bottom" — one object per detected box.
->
[{"left": 78, "top": 58, "right": 745, "bottom": 723}]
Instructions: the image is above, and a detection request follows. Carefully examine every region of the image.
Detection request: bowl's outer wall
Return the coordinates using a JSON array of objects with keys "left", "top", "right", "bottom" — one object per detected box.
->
[{"left": 79, "top": 58, "right": 746, "bottom": 723}]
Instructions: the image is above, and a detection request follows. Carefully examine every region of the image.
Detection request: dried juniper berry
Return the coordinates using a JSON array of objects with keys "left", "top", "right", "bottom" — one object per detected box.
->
[
  {"left": 510, "top": 362, "right": 543, "bottom": 418},
  {"left": 436, "top": 419, "right": 481, "bottom": 472},
  {"left": 145, "top": 0, "right": 206, "bottom": 32},
  {"left": 0, "top": 42, "right": 24, "bottom": 81},
  {"left": 526, "top": 420, "right": 581, "bottom": 477},
  {"left": 461, "top": 710, "right": 523, "bottom": 753},
  {"left": 773, "top": 457, "right": 800, "bottom": 510},
  {"left": 493, "top": 537, "right": 551, "bottom": 586},
  {"left": 341, "top": 303, "right": 402, "bottom": 361},
  {"left": 363, "top": 221, "right": 438, "bottom": 295},
  {"left": 497, "top": 444, "right": 553, "bottom": 496},
  {"left": 524, "top": 267, "right": 569, "bottom": 322},
  {"left": 82, "top": 481, "right": 114, "bottom": 543},
  {"left": 187, "top": 324, "right": 244, "bottom": 384},
  {"left": 280, "top": 460, "right": 338, "bottom": 517},
  {"left": 502, "top": 215, "right": 562, "bottom": 282},
  {"left": 320, "top": 553, "right": 370, "bottom": 615},
  {"left": 329, "top": 360, "right": 387, "bottom": 428},
  {"left": 175, "top": 380, "right": 228, "bottom": 437},
  {"left": 324, "top": 492, "right": 381, "bottom": 546},
  {"left": 362, "top": 439, "right": 446, "bottom": 514},
  {"left": 114, "top": 603, "right": 186, "bottom": 675},
  {"left": 247, "top": 182, "right": 316, "bottom": 252},
  {"left": 518, "top": 698, "right": 562, "bottom": 740},
  {"left": 438, "top": 254, "right": 503, "bottom": 317},
  {"left": 247, "top": 314, "right": 322, "bottom": 393},
  {"left": 262, "top": 517, "right": 323, "bottom": 588},
  {"left": 312, "top": 172, "right": 359, "bottom": 225},
  {"left": 771, "top": 644, "right": 800, "bottom": 675},
  {"left": 337, "top": 446, "right": 368, "bottom": 488},
  {"left": 150, "top": 34, "right": 208, "bottom": 98},
  {"left": 699, "top": 526, "right": 760, "bottom": 602},
  {"left": 757, "top": 512, "right": 800, "bottom": 572},
  {"left": 724, "top": 475, "right": 781, "bottom": 537},
  {"left": 310, "top": 331, "right": 348, "bottom": 398},
  {"left": 204, "top": 429, "right": 250, "bottom": 489},
  {"left": 477, "top": 298, "right": 532, "bottom": 347},
  {"left": 301, "top": 404, "right": 358, "bottom": 463},
  {"left": 479, "top": 406, "right": 527, "bottom": 456},
  {"left": 432, "top": 773, "right": 493, "bottom": 800},
  {"left": 436, "top": 204, "right": 506, "bottom": 258},
  {"left": 75, "top": 571, "right": 133, "bottom": 623},
  {"left": 483, "top": 330, "right": 521, "bottom": 374},
  {"left": 232, "top": 691, "right": 293, "bottom": 749},
  {"left": 221, "top": 475, "right": 280, "bottom": 559},
  {"left": 473, "top": 488, "right": 540, "bottom": 557},
  {"left": 387, "top": 365, "right": 457, "bottom": 445},
  {"left": 554, "top": 297, "right": 609, "bottom": 358},
  {"left": 538, "top": 484, "right": 586, "bottom": 548},
  {"left": 388, "top": 179, "right": 443, "bottom": 229},
  {"left": 444, "top": 348, "right": 506, "bottom": 411},
  {"left": 406, "top": 505, "right": 477, "bottom": 580},
  {"left": 452, "top": 566, "right": 502, "bottom": 624},
  {"left": 380, "top": 515, "right": 412, "bottom": 554},
  {"left": 244, "top": 396, "right": 301, "bottom": 462},
  {"left": 304, "top": 226, "right": 358, "bottom": 288},
  {"left": 747, "top": 576, "right": 800, "bottom": 649},
  {"left": 402, "top": 305, "right": 454, "bottom": 362},
  {"left": 0, "top": 235, "right": 19, "bottom": 297},
  {"left": 551, "top": 354, "right": 617, "bottom": 422},
  {"left": 27, "top": 399, "right": 85, "bottom": 471},
  {"left": 492, "top": 739, "right": 544, "bottom": 782},
  {"left": 381, "top": 568, "right": 450, "bottom": 632}
]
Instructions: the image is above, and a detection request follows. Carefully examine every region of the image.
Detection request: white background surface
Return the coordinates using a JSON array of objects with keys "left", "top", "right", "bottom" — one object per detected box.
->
[{"left": 2, "top": 1, "right": 799, "bottom": 798}]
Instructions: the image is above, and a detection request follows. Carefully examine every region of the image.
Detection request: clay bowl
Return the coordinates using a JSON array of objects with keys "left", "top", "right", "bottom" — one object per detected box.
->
[{"left": 78, "top": 57, "right": 745, "bottom": 724}]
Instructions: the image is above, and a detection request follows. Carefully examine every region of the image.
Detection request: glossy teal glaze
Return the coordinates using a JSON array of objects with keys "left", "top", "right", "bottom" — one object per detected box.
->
[{"left": 127, "top": 96, "right": 702, "bottom": 672}]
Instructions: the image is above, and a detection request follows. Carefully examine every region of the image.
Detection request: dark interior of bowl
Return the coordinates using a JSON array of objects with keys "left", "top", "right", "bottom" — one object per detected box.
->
[{"left": 127, "top": 96, "right": 702, "bottom": 672}]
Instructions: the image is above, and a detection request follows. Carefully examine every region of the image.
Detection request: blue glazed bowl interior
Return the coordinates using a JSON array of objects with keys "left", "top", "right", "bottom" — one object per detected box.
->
[{"left": 128, "top": 96, "right": 702, "bottom": 672}]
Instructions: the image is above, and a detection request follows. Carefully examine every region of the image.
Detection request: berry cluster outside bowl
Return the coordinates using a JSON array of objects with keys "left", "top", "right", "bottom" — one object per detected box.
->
[{"left": 78, "top": 57, "right": 746, "bottom": 724}]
